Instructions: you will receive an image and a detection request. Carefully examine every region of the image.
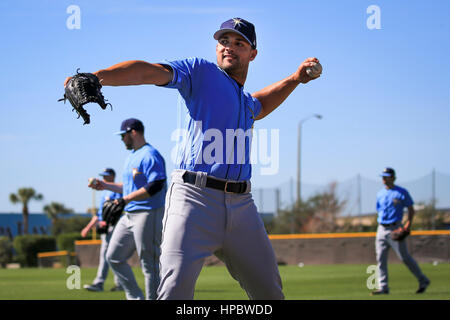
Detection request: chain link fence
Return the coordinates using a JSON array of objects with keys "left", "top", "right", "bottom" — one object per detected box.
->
[{"left": 252, "top": 170, "right": 450, "bottom": 216}]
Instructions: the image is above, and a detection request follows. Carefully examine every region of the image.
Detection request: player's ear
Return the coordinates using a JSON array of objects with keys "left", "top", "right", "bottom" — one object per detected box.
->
[{"left": 250, "top": 49, "right": 258, "bottom": 61}]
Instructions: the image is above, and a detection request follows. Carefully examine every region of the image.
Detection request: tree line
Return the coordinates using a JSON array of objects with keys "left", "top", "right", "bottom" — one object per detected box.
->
[{"left": 9, "top": 187, "right": 79, "bottom": 235}]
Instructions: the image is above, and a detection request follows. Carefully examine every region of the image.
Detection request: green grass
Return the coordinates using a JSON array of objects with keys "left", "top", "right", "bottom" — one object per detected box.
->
[{"left": 0, "top": 263, "right": 449, "bottom": 300}]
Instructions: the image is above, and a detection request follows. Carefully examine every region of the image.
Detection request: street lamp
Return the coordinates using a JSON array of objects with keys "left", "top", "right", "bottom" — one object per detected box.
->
[{"left": 297, "top": 114, "right": 322, "bottom": 204}]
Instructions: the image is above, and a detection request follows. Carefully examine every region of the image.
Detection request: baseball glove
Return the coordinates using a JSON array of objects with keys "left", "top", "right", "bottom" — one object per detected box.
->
[
  {"left": 58, "top": 69, "right": 112, "bottom": 125},
  {"left": 390, "top": 226, "right": 410, "bottom": 241},
  {"left": 96, "top": 224, "right": 109, "bottom": 235},
  {"left": 102, "top": 198, "right": 125, "bottom": 227}
]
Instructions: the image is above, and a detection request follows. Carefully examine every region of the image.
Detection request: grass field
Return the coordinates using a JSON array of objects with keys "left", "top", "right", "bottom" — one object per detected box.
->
[{"left": 0, "top": 263, "right": 449, "bottom": 300}]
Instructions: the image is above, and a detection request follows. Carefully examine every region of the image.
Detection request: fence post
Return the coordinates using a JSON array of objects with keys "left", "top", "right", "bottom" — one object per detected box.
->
[
  {"left": 432, "top": 168, "right": 436, "bottom": 230},
  {"left": 275, "top": 188, "right": 281, "bottom": 215}
]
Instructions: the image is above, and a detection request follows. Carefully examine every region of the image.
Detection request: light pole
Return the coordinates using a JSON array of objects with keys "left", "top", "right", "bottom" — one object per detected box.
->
[{"left": 297, "top": 114, "right": 322, "bottom": 204}]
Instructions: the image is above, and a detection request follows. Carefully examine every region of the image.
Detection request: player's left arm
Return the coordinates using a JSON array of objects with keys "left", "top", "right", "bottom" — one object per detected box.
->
[
  {"left": 81, "top": 215, "right": 99, "bottom": 238},
  {"left": 252, "top": 57, "right": 320, "bottom": 120},
  {"left": 403, "top": 190, "right": 415, "bottom": 231},
  {"left": 122, "top": 154, "right": 166, "bottom": 205},
  {"left": 121, "top": 180, "right": 165, "bottom": 204},
  {"left": 404, "top": 205, "right": 415, "bottom": 232},
  {"left": 122, "top": 187, "right": 150, "bottom": 204}
]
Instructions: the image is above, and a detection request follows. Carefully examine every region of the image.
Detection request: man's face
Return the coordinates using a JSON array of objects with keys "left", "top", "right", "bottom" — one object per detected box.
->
[
  {"left": 216, "top": 32, "right": 257, "bottom": 74},
  {"left": 382, "top": 176, "right": 395, "bottom": 187},
  {"left": 121, "top": 131, "right": 133, "bottom": 150},
  {"left": 103, "top": 175, "right": 115, "bottom": 183}
]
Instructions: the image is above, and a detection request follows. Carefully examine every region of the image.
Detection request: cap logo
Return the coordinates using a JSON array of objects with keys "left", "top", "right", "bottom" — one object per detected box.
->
[{"left": 232, "top": 18, "right": 244, "bottom": 27}]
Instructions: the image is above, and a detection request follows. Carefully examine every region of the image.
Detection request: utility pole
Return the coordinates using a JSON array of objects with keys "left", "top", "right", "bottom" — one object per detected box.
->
[
  {"left": 275, "top": 188, "right": 281, "bottom": 215},
  {"left": 431, "top": 168, "right": 436, "bottom": 230},
  {"left": 297, "top": 114, "right": 322, "bottom": 204},
  {"left": 357, "top": 174, "right": 362, "bottom": 216},
  {"left": 92, "top": 189, "right": 97, "bottom": 240}
]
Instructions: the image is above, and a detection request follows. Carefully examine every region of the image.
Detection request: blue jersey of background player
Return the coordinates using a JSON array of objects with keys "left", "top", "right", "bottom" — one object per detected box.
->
[
  {"left": 82, "top": 167, "right": 123, "bottom": 292},
  {"left": 88, "top": 118, "right": 167, "bottom": 300},
  {"left": 372, "top": 167, "right": 430, "bottom": 295},
  {"left": 376, "top": 182, "right": 414, "bottom": 226},
  {"left": 121, "top": 139, "right": 167, "bottom": 212}
]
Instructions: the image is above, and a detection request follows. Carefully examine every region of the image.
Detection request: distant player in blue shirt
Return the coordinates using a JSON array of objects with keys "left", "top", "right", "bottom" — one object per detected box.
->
[
  {"left": 372, "top": 167, "right": 430, "bottom": 295},
  {"left": 89, "top": 119, "right": 167, "bottom": 300},
  {"left": 66, "top": 17, "right": 321, "bottom": 300},
  {"left": 82, "top": 168, "right": 123, "bottom": 292}
]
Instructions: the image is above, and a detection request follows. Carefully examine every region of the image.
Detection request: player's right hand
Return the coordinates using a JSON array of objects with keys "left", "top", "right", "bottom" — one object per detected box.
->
[
  {"left": 293, "top": 57, "right": 320, "bottom": 84},
  {"left": 88, "top": 178, "right": 106, "bottom": 190}
]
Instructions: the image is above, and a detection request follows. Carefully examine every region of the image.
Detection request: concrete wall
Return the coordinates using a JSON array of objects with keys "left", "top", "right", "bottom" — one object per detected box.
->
[
  {"left": 270, "top": 234, "right": 450, "bottom": 265},
  {"left": 75, "top": 241, "right": 140, "bottom": 268},
  {"left": 75, "top": 233, "right": 450, "bottom": 268}
]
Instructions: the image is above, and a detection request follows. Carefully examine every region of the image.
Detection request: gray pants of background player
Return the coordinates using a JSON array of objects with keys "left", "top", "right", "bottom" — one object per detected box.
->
[
  {"left": 376, "top": 221, "right": 429, "bottom": 291},
  {"left": 92, "top": 232, "right": 120, "bottom": 288},
  {"left": 157, "top": 170, "right": 284, "bottom": 300},
  {"left": 106, "top": 208, "right": 164, "bottom": 300}
]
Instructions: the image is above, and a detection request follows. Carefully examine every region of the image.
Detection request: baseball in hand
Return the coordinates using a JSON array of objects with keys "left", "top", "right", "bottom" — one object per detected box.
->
[
  {"left": 306, "top": 62, "right": 322, "bottom": 79},
  {"left": 88, "top": 178, "right": 98, "bottom": 187}
]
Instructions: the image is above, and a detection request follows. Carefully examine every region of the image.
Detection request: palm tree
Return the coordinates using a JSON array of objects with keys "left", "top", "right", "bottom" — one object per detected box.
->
[
  {"left": 43, "top": 202, "right": 74, "bottom": 225},
  {"left": 9, "top": 188, "right": 43, "bottom": 235}
]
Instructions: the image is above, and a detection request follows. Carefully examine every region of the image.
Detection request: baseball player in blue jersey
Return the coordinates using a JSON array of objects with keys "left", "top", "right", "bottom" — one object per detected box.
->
[
  {"left": 82, "top": 168, "right": 123, "bottom": 292},
  {"left": 371, "top": 167, "right": 430, "bottom": 295},
  {"left": 66, "top": 18, "right": 320, "bottom": 300},
  {"left": 88, "top": 119, "right": 167, "bottom": 300}
]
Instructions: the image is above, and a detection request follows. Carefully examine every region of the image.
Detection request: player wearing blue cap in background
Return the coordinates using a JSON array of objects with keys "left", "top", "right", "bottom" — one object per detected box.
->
[
  {"left": 372, "top": 167, "right": 430, "bottom": 295},
  {"left": 82, "top": 168, "right": 123, "bottom": 292},
  {"left": 66, "top": 17, "right": 320, "bottom": 300},
  {"left": 88, "top": 119, "right": 167, "bottom": 300}
]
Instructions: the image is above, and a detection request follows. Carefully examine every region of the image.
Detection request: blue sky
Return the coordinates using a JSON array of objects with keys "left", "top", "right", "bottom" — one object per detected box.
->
[{"left": 1, "top": 0, "right": 449, "bottom": 213}]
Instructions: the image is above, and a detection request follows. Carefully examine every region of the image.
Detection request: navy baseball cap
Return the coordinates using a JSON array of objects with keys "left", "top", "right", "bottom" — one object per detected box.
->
[
  {"left": 115, "top": 118, "right": 144, "bottom": 135},
  {"left": 380, "top": 167, "right": 396, "bottom": 177},
  {"left": 99, "top": 168, "right": 115, "bottom": 176},
  {"left": 213, "top": 17, "right": 257, "bottom": 49}
]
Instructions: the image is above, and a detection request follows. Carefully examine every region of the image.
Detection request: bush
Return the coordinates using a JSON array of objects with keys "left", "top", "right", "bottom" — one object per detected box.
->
[
  {"left": 0, "top": 237, "right": 13, "bottom": 268},
  {"left": 52, "top": 216, "right": 91, "bottom": 236},
  {"left": 57, "top": 232, "right": 84, "bottom": 252},
  {"left": 13, "top": 235, "right": 56, "bottom": 267}
]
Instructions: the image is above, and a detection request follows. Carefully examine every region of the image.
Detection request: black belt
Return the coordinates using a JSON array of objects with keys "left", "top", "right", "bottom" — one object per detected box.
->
[
  {"left": 381, "top": 222, "right": 399, "bottom": 227},
  {"left": 182, "top": 171, "right": 248, "bottom": 194}
]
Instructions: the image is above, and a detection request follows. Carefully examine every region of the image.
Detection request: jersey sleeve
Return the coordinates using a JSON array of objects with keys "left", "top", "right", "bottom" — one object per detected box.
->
[
  {"left": 158, "top": 57, "right": 201, "bottom": 101},
  {"left": 402, "top": 189, "right": 414, "bottom": 207},
  {"left": 251, "top": 95, "right": 262, "bottom": 118},
  {"left": 141, "top": 152, "right": 167, "bottom": 183}
]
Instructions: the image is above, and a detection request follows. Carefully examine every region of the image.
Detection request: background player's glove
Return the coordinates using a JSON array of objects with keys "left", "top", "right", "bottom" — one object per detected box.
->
[
  {"left": 58, "top": 69, "right": 111, "bottom": 125},
  {"left": 390, "top": 226, "right": 410, "bottom": 241},
  {"left": 102, "top": 198, "right": 125, "bottom": 227},
  {"left": 96, "top": 224, "right": 109, "bottom": 235}
]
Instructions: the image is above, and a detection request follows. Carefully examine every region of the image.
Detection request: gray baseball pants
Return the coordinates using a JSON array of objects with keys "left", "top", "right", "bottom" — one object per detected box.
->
[
  {"left": 376, "top": 221, "right": 429, "bottom": 291},
  {"left": 92, "top": 232, "right": 120, "bottom": 288},
  {"left": 157, "top": 170, "right": 284, "bottom": 300},
  {"left": 106, "top": 208, "right": 164, "bottom": 300}
]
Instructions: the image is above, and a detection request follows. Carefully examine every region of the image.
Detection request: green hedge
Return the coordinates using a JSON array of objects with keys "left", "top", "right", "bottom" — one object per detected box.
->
[
  {"left": 52, "top": 216, "right": 92, "bottom": 236},
  {"left": 56, "top": 232, "right": 84, "bottom": 252},
  {"left": 0, "top": 237, "right": 13, "bottom": 268},
  {"left": 13, "top": 235, "right": 56, "bottom": 267}
]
